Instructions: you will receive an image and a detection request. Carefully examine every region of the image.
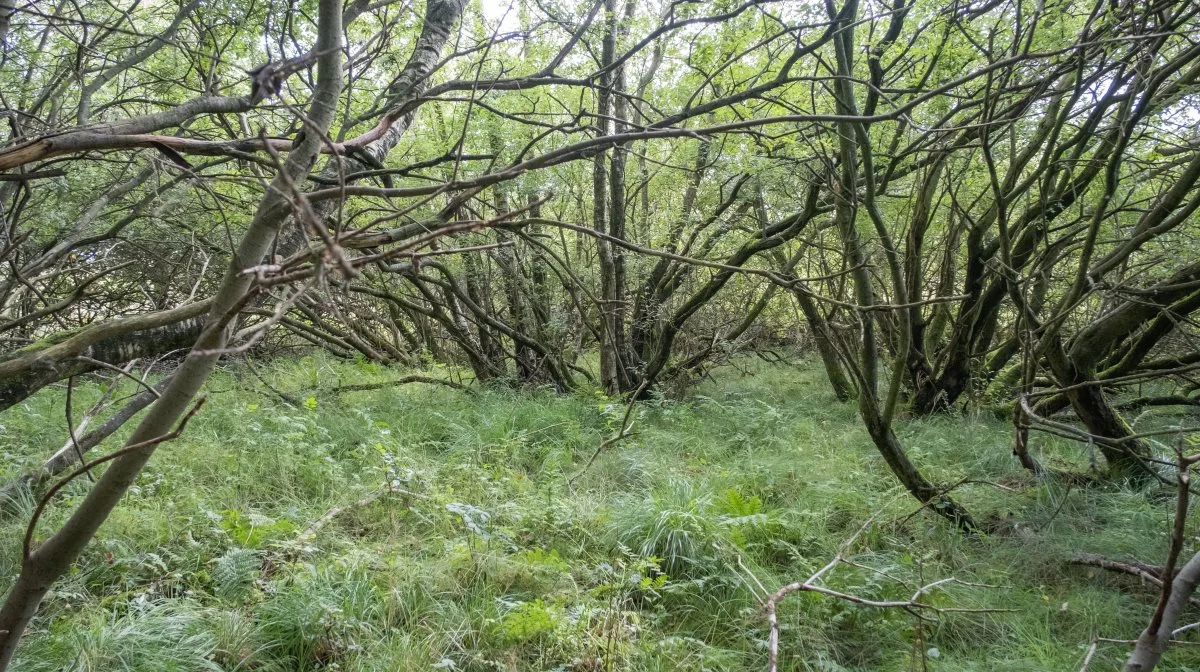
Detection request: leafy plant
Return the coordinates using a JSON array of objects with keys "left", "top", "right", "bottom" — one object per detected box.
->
[
  {"left": 218, "top": 510, "right": 297, "bottom": 548},
  {"left": 212, "top": 548, "right": 260, "bottom": 601},
  {"left": 496, "top": 599, "right": 557, "bottom": 644}
]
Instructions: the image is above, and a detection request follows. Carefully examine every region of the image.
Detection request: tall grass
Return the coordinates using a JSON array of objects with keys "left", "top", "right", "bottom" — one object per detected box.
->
[{"left": 0, "top": 353, "right": 1193, "bottom": 670}]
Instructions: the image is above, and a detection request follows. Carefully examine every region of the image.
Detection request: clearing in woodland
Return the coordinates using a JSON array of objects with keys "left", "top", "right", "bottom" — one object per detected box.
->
[{"left": 1, "top": 356, "right": 1193, "bottom": 671}]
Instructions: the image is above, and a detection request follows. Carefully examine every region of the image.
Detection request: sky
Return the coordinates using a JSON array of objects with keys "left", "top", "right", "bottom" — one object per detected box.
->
[{"left": 477, "top": 0, "right": 522, "bottom": 31}]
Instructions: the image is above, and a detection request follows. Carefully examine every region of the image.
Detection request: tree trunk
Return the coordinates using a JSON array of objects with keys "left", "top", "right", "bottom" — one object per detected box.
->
[
  {"left": 0, "top": 0, "right": 343, "bottom": 664},
  {"left": 793, "top": 288, "right": 854, "bottom": 401},
  {"left": 0, "top": 302, "right": 210, "bottom": 412},
  {"left": 826, "top": 0, "right": 973, "bottom": 530},
  {"left": 1126, "top": 551, "right": 1200, "bottom": 671}
]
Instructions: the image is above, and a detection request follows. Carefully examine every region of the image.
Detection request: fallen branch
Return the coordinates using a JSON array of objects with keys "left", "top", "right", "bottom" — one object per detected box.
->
[
  {"left": 247, "top": 373, "right": 473, "bottom": 407},
  {"left": 762, "top": 501, "right": 1006, "bottom": 672},
  {"left": 296, "top": 485, "right": 428, "bottom": 542},
  {"left": 1068, "top": 555, "right": 1200, "bottom": 610},
  {"left": 244, "top": 358, "right": 301, "bottom": 406},
  {"left": 296, "top": 490, "right": 387, "bottom": 543},
  {"left": 326, "top": 375, "right": 472, "bottom": 394},
  {"left": 1069, "top": 554, "right": 1171, "bottom": 586}
]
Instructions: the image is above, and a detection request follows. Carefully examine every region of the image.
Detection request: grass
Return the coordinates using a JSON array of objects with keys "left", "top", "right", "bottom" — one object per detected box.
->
[{"left": 0, "top": 353, "right": 1197, "bottom": 670}]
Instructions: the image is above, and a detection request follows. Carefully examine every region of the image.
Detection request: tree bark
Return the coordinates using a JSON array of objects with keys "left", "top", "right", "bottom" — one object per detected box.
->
[
  {"left": 826, "top": 0, "right": 973, "bottom": 530},
  {"left": 1126, "top": 551, "right": 1200, "bottom": 671},
  {"left": 793, "top": 288, "right": 854, "bottom": 401},
  {"left": 0, "top": 301, "right": 211, "bottom": 412}
]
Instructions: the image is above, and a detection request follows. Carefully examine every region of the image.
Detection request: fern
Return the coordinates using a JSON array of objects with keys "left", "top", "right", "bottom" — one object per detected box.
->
[
  {"left": 713, "top": 488, "right": 762, "bottom": 517},
  {"left": 212, "top": 548, "right": 260, "bottom": 601}
]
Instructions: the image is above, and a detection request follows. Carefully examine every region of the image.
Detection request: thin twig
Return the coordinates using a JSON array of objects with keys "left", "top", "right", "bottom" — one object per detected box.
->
[
  {"left": 567, "top": 378, "right": 650, "bottom": 488},
  {"left": 23, "top": 397, "right": 207, "bottom": 561}
]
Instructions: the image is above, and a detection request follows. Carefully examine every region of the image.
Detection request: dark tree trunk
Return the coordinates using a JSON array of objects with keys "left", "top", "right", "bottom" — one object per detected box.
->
[
  {"left": 0, "top": 303, "right": 209, "bottom": 412},
  {"left": 793, "top": 288, "right": 854, "bottom": 401}
]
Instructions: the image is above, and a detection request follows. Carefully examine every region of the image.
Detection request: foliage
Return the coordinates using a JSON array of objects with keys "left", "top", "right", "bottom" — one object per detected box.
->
[{"left": 1, "top": 356, "right": 1196, "bottom": 670}]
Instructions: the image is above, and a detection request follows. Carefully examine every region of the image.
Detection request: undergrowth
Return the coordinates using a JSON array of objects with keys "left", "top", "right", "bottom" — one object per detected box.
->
[{"left": 0, "top": 354, "right": 1196, "bottom": 670}]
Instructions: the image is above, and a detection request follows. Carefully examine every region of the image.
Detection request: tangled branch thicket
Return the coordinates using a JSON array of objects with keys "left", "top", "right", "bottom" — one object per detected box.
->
[{"left": 0, "top": 0, "right": 1199, "bottom": 668}]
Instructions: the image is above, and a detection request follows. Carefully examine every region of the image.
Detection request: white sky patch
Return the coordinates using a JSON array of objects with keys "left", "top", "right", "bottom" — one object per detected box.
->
[{"left": 477, "top": 0, "right": 522, "bottom": 32}]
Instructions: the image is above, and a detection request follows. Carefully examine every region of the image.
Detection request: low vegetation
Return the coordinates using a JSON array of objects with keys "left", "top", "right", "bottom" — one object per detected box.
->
[{"left": 2, "top": 355, "right": 1194, "bottom": 671}]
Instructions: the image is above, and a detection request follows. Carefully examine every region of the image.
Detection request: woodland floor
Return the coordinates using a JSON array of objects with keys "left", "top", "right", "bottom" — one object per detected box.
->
[{"left": 1, "top": 355, "right": 1197, "bottom": 671}]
